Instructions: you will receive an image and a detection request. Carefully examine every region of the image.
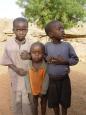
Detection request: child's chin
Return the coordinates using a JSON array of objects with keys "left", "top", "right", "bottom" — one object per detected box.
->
[
  {"left": 34, "top": 59, "right": 42, "bottom": 62},
  {"left": 34, "top": 59, "right": 39, "bottom": 62}
]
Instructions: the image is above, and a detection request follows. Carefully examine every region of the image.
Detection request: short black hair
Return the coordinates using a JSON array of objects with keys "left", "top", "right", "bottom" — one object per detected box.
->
[
  {"left": 45, "top": 20, "right": 61, "bottom": 35},
  {"left": 13, "top": 17, "right": 28, "bottom": 27},
  {"left": 30, "top": 42, "right": 45, "bottom": 54}
]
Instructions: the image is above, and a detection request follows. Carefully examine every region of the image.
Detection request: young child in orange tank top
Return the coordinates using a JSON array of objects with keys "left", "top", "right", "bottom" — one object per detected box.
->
[{"left": 22, "top": 42, "right": 49, "bottom": 115}]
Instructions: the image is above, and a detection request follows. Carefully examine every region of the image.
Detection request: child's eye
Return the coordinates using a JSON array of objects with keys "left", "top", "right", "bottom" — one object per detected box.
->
[{"left": 15, "top": 29, "right": 28, "bottom": 31}]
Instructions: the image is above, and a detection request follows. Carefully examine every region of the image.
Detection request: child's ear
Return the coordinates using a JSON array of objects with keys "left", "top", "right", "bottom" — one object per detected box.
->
[{"left": 48, "top": 32, "right": 53, "bottom": 38}]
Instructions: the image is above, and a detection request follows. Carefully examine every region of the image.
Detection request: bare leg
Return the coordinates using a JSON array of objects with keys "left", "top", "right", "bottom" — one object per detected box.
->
[
  {"left": 61, "top": 106, "right": 67, "bottom": 115},
  {"left": 41, "top": 102, "right": 47, "bottom": 115},
  {"left": 41, "top": 95, "right": 47, "bottom": 115},
  {"left": 53, "top": 106, "right": 60, "bottom": 115},
  {"left": 33, "top": 96, "right": 38, "bottom": 115}
]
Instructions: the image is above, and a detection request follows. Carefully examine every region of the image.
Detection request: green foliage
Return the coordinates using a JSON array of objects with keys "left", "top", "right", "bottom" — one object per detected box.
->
[{"left": 16, "top": 0, "right": 86, "bottom": 29}]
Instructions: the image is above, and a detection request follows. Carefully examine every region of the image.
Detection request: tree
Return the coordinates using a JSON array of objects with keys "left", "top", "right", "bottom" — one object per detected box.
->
[{"left": 16, "top": 0, "right": 86, "bottom": 28}]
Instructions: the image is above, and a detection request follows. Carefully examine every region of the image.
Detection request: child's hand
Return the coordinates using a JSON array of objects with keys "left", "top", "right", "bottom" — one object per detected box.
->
[
  {"left": 46, "top": 56, "right": 54, "bottom": 63},
  {"left": 54, "top": 56, "right": 69, "bottom": 65},
  {"left": 46, "top": 56, "right": 68, "bottom": 65},
  {"left": 20, "top": 50, "right": 31, "bottom": 60},
  {"left": 46, "top": 56, "right": 60, "bottom": 64},
  {"left": 16, "top": 68, "right": 27, "bottom": 76}
]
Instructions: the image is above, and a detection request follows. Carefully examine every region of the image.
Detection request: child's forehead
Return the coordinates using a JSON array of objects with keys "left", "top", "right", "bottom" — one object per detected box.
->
[
  {"left": 14, "top": 21, "right": 28, "bottom": 27},
  {"left": 51, "top": 22, "right": 63, "bottom": 28},
  {"left": 31, "top": 44, "right": 44, "bottom": 52},
  {"left": 32, "top": 45, "right": 42, "bottom": 50}
]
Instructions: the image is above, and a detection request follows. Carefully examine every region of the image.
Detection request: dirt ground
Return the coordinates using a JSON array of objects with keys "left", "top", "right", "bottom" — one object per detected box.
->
[{"left": 0, "top": 62, "right": 86, "bottom": 115}]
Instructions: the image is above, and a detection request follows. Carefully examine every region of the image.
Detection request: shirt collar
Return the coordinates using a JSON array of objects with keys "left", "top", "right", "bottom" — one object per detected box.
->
[
  {"left": 29, "top": 60, "right": 46, "bottom": 71},
  {"left": 15, "top": 38, "right": 26, "bottom": 45}
]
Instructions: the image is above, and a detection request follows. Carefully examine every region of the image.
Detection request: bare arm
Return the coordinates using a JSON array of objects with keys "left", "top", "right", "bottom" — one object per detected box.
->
[{"left": 8, "top": 64, "right": 27, "bottom": 76}]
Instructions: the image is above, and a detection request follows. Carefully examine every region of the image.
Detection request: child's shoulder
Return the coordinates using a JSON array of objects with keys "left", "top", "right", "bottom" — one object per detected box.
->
[
  {"left": 45, "top": 41, "right": 53, "bottom": 46},
  {"left": 6, "top": 37, "right": 15, "bottom": 43},
  {"left": 5, "top": 37, "right": 15, "bottom": 47},
  {"left": 26, "top": 38, "right": 33, "bottom": 44},
  {"left": 62, "top": 40, "right": 72, "bottom": 46}
]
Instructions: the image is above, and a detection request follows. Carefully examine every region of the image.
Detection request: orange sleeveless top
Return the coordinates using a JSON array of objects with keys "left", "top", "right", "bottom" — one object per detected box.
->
[{"left": 28, "top": 67, "right": 46, "bottom": 95}]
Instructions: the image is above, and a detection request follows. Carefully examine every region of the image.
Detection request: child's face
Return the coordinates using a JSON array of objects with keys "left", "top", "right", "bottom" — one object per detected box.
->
[
  {"left": 48, "top": 23, "right": 64, "bottom": 42},
  {"left": 13, "top": 21, "right": 28, "bottom": 41},
  {"left": 31, "top": 45, "right": 44, "bottom": 62}
]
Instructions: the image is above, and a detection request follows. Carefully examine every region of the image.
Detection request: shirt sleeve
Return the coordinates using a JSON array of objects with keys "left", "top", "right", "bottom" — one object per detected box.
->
[
  {"left": 0, "top": 44, "right": 12, "bottom": 65},
  {"left": 68, "top": 43, "right": 79, "bottom": 66}
]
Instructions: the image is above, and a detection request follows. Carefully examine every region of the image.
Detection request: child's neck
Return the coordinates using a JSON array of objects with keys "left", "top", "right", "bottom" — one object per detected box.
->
[
  {"left": 15, "top": 38, "right": 26, "bottom": 45},
  {"left": 52, "top": 40, "right": 61, "bottom": 44},
  {"left": 32, "top": 60, "right": 43, "bottom": 70}
]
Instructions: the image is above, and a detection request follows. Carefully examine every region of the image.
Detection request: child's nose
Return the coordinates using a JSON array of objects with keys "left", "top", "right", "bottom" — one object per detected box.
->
[
  {"left": 35, "top": 52, "right": 39, "bottom": 56},
  {"left": 19, "top": 30, "right": 23, "bottom": 34}
]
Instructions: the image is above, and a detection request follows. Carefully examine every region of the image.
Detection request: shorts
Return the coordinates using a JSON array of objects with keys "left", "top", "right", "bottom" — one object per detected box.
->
[{"left": 48, "top": 74, "right": 71, "bottom": 108}]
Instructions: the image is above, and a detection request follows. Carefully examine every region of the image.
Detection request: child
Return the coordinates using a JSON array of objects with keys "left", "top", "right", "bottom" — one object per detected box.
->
[
  {"left": 24, "top": 42, "right": 49, "bottom": 115},
  {"left": 0, "top": 17, "right": 33, "bottom": 115},
  {"left": 44, "top": 20, "right": 79, "bottom": 115}
]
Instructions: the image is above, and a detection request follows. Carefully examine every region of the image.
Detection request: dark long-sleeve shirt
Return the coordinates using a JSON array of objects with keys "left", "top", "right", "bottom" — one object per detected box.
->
[{"left": 45, "top": 41, "right": 79, "bottom": 76}]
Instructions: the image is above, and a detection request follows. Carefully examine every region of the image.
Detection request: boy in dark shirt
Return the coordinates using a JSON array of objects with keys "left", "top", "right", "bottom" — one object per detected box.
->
[{"left": 45, "top": 20, "right": 79, "bottom": 115}]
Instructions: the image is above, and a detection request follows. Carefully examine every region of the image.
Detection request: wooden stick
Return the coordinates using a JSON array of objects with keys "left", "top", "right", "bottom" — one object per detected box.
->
[
  {"left": 64, "top": 34, "right": 86, "bottom": 39},
  {"left": 35, "top": 34, "right": 86, "bottom": 39},
  {"left": 4, "top": 32, "right": 86, "bottom": 39}
]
